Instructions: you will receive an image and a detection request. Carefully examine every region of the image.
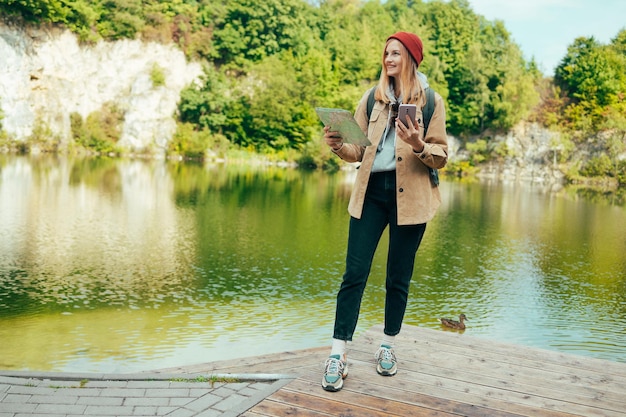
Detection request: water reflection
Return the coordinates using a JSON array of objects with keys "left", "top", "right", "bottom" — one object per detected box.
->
[
  {"left": 0, "top": 155, "right": 624, "bottom": 372},
  {"left": 0, "top": 156, "right": 192, "bottom": 314},
  {"left": 412, "top": 181, "right": 626, "bottom": 360}
]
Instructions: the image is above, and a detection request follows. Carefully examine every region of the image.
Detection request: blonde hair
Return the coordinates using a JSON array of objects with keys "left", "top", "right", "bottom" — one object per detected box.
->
[{"left": 374, "top": 39, "right": 424, "bottom": 106}]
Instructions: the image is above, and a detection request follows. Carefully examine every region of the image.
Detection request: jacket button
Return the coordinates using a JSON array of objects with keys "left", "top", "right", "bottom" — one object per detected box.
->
[{"left": 399, "top": 188, "right": 404, "bottom": 192}]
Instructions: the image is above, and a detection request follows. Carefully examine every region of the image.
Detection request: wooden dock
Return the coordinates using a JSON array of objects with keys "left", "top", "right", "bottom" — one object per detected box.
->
[{"left": 159, "top": 325, "right": 626, "bottom": 416}]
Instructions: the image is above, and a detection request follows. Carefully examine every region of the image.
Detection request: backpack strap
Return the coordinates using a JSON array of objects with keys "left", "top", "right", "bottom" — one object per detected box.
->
[
  {"left": 366, "top": 86, "right": 439, "bottom": 186},
  {"left": 366, "top": 86, "right": 377, "bottom": 120},
  {"left": 423, "top": 87, "right": 435, "bottom": 132}
]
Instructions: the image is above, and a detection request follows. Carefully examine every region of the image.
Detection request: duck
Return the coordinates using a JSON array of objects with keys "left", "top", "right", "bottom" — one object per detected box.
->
[{"left": 440, "top": 314, "right": 468, "bottom": 330}]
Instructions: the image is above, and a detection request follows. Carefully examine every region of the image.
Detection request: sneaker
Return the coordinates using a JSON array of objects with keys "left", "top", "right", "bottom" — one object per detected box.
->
[
  {"left": 375, "top": 345, "right": 397, "bottom": 376},
  {"left": 322, "top": 354, "right": 348, "bottom": 392}
]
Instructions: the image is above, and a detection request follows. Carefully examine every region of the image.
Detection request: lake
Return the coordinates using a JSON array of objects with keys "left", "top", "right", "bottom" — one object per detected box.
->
[{"left": 0, "top": 154, "right": 624, "bottom": 372}]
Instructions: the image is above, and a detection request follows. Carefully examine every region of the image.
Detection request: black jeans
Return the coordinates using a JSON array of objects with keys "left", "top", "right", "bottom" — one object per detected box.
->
[{"left": 333, "top": 170, "right": 426, "bottom": 341}]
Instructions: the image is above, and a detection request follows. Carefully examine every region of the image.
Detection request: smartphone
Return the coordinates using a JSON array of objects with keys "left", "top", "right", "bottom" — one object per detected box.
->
[{"left": 398, "top": 104, "right": 417, "bottom": 128}]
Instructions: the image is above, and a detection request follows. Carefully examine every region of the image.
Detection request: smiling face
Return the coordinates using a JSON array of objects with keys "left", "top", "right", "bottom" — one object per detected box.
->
[{"left": 384, "top": 39, "right": 405, "bottom": 79}]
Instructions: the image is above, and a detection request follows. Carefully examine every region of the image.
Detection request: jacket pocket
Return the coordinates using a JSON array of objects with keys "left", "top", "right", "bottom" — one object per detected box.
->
[{"left": 369, "top": 107, "right": 383, "bottom": 124}]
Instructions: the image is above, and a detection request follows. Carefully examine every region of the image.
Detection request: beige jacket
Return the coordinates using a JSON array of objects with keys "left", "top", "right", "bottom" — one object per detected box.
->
[{"left": 333, "top": 89, "right": 448, "bottom": 225}]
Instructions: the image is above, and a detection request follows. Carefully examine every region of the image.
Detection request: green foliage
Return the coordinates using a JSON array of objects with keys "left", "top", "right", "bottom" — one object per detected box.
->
[
  {"left": 70, "top": 103, "right": 123, "bottom": 154},
  {"left": 580, "top": 154, "right": 613, "bottom": 177},
  {"left": 167, "top": 122, "right": 229, "bottom": 160},
  {"left": 556, "top": 37, "right": 615, "bottom": 106},
  {"left": 296, "top": 138, "right": 342, "bottom": 171},
  {"left": 178, "top": 64, "right": 232, "bottom": 134},
  {"left": 554, "top": 33, "right": 626, "bottom": 137},
  {"left": 424, "top": 0, "right": 539, "bottom": 135},
  {"left": 0, "top": 0, "right": 99, "bottom": 41},
  {"left": 238, "top": 54, "right": 319, "bottom": 151},
  {"left": 26, "top": 116, "right": 59, "bottom": 152},
  {"left": 465, "top": 139, "right": 490, "bottom": 165},
  {"left": 617, "top": 161, "right": 626, "bottom": 186},
  {"left": 150, "top": 63, "right": 166, "bottom": 87},
  {"left": 210, "top": 0, "right": 315, "bottom": 68},
  {"left": 442, "top": 160, "right": 477, "bottom": 178},
  {"left": 0, "top": 0, "right": 69, "bottom": 22},
  {"left": 96, "top": 0, "right": 145, "bottom": 40}
]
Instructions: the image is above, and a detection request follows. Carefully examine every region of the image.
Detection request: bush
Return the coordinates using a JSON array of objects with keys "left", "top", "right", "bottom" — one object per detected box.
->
[
  {"left": 443, "top": 160, "right": 477, "bottom": 178},
  {"left": 295, "top": 139, "right": 344, "bottom": 171},
  {"left": 150, "top": 63, "right": 166, "bottom": 87},
  {"left": 616, "top": 160, "right": 626, "bottom": 186},
  {"left": 70, "top": 103, "right": 124, "bottom": 154},
  {"left": 465, "top": 139, "right": 490, "bottom": 165},
  {"left": 168, "top": 123, "right": 231, "bottom": 160},
  {"left": 580, "top": 154, "right": 613, "bottom": 177},
  {"left": 26, "top": 117, "right": 59, "bottom": 152}
]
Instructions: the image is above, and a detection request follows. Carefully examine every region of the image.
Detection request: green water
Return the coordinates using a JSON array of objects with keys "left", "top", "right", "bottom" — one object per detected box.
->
[{"left": 0, "top": 155, "right": 624, "bottom": 372}]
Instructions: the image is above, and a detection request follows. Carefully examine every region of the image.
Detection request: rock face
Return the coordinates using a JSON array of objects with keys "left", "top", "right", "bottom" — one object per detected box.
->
[
  {"left": 481, "top": 122, "right": 566, "bottom": 185},
  {"left": 445, "top": 121, "right": 566, "bottom": 186},
  {"left": 0, "top": 21, "right": 202, "bottom": 151}
]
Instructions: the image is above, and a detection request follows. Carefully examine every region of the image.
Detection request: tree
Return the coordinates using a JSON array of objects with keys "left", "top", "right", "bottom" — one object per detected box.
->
[
  {"left": 423, "top": 0, "right": 485, "bottom": 135},
  {"left": 239, "top": 54, "right": 318, "bottom": 150},
  {"left": 0, "top": 0, "right": 98, "bottom": 40},
  {"left": 484, "top": 22, "right": 540, "bottom": 130},
  {"left": 211, "top": 0, "right": 314, "bottom": 68},
  {"left": 556, "top": 37, "right": 619, "bottom": 106},
  {"left": 96, "top": 0, "right": 145, "bottom": 40},
  {"left": 178, "top": 64, "right": 232, "bottom": 135},
  {"left": 555, "top": 36, "right": 624, "bottom": 134}
]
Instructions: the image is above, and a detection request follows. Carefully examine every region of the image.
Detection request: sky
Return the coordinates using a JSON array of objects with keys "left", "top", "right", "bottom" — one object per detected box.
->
[{"left": 466, "top": 0, "right": 626, "bottom": 74}]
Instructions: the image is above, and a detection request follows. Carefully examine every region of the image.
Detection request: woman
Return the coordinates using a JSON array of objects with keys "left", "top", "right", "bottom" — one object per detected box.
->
[{"left": 321, "top": 31, "right": 448, "bottom": 392}]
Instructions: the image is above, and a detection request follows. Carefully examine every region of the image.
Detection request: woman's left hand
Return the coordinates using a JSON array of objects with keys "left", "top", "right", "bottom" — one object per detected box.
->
[{"left": 395, "top": 115, "right": 425, "bottom": 153}]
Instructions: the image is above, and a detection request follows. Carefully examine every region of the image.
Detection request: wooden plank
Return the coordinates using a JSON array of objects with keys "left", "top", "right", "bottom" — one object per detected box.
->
[
  {"left": 344, "top": 345, "right": 626, "bottom": 411},
  {"left": 383, "top": 325, "right": 626, "bottom": 377},
  {"left": 335, "top": 326, "right": 625, "bottom": 417},
  {"left": 264, "top": 387, "right": 455, "bottom": 417},
  {"left": 267, "top": 389, "right": 405, "bottom": 417},
  {"left": 157, "top": 324, "right": 626, "bottom": 417},
  {"left": 282, "top": 377, "right": 527, "bottom": 417},
  {"left": 294, "top": 367, "right": 578, "bottom": 417},
  {"left": 394, "top": 327, "right": 626, "bottom": 405},
  {"left": 357, "top": 326, "right": 626, "bottom": 399}
]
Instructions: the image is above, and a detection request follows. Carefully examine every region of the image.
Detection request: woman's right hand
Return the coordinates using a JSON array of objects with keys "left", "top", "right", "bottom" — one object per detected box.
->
[{"left": 323, "top": 126, "right": 343, "bottom": 151}]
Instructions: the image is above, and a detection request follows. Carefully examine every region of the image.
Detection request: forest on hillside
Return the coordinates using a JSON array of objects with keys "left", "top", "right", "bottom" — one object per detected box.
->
[{"left": 1, "top": 0, "right": 625, "bottom": 185}]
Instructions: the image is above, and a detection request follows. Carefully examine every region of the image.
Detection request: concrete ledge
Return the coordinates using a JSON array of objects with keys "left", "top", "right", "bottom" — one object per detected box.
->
[{"left": 0, "top": 370, "right": 297, "bottom": 382}]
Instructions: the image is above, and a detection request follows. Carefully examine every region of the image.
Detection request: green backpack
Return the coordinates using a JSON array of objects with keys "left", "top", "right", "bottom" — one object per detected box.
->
[{"left": 366, "top": 86, "right": 439, "bottom": 186}]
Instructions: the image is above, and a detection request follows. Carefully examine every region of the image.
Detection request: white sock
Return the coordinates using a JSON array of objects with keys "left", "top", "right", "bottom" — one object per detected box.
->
[
  {"left": 381, "top": 334, "right": 396, "bottom": 348},
  {"left": 330, "top": 338, "right": 347, "bottom": 358}
]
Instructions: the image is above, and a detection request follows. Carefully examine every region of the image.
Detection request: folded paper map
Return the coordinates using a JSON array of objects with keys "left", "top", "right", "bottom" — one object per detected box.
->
[{"left": 315, "top": 107, "right": 372, "bottom": 146}]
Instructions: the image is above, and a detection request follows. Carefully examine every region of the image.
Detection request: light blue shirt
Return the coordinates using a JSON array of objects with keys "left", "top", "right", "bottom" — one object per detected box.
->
[{"left": 371, "top": 114, "right": 396, "bottom": 173}]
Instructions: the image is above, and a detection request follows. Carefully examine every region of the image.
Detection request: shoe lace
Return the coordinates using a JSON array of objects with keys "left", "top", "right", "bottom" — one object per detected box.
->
[
  {"left": 324, "top": 357, "right": 344, "bottom": 375},
  {"left": 376, "top": 347, "right": 396, "bottom": 362}
]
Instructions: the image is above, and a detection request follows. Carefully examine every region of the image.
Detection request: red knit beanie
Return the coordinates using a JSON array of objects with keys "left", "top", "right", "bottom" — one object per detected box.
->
[{"left": 387, "top": 32, "right": 423, "bottom": 67}]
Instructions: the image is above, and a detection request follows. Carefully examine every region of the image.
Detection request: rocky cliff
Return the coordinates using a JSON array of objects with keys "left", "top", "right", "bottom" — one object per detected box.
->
[
  {"left": 0, "top": 20, "right": 202, "bottom": 151},
  {"left": 479, "top": 122, "right": 566, "bottom": 186}
]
